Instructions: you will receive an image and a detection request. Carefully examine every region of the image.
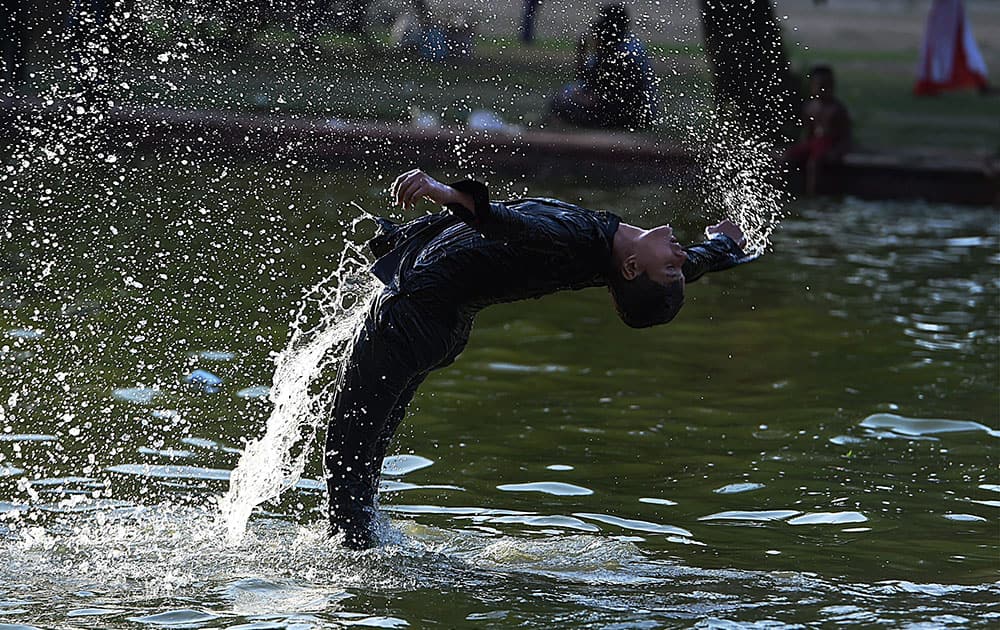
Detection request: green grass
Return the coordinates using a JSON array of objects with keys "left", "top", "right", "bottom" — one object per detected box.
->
[
  {"left": 24, "top": 28, "right": 1000, "bottom": 155},
  {"left": 789, "top": 47, "right": 917, "bottom": 64},
  {"left": 788, "top": 47, "right": 999, "bottom": 153}
]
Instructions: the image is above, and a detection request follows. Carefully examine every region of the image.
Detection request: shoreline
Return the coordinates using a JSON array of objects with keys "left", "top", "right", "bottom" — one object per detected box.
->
[{"left": 1, "top": 99, "right": 996, "bottom": 207}]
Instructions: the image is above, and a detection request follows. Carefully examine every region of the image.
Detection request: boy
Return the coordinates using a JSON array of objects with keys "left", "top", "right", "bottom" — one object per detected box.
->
[{"left": 326, "top": 169, "right": 758, "bottom": 548}]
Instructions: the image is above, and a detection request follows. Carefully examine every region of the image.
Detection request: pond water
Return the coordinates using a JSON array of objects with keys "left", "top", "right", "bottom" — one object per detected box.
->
[{"left": 1, "top": 159, "right": 997, "bottom": 628}]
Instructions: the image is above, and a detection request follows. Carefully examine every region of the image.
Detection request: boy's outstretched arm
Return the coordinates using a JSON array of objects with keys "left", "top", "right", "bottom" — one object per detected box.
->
[{"left": 683, "top": 220, "right": 760, "bottom": 283}]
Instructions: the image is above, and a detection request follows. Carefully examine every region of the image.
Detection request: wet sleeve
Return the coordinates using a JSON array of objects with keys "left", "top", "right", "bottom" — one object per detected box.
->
[
  {"left": 445, "top": 179, "right": 537, "bottom": 240},
  {"left": 682, "top": 234, "right": 761, "bottom": 284}
]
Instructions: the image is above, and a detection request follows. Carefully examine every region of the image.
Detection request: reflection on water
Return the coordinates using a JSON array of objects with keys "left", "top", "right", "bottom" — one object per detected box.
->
[
  {"left": 3, "top": 502, "right": 996, "bottom": 628},
  {"left": 860, "top": 412, "right": 1000, "bottom": 438},
  {"left": 785, "top": 202, "right": 998, "bottom": 370},
  {"left": 1, "top": 163, "right": 998, "bottom": 627}
]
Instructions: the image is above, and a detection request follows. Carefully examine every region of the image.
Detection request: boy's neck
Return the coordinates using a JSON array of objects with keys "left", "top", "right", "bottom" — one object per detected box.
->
[{"left": 611, "top": 223, "right": 642, "bottom": 264}]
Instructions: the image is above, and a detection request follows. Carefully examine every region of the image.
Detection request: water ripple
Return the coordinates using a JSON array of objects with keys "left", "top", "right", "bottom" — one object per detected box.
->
[
  {"left": 381, "top": 455, "right": 434, "bottom": 477},
  {"left": 787, "top": 512, "right": 868, "bottom": 526},
  {"left": 713, "top": 482, "right": 765, "bottom": 495},
  {"left": 497, "top": 482, "right": 593, "bottom": 496},
  {"left": 127, "top": 609, "right": 220, "bottom": 626},
  {"left": 699, "top": 510, "right": 801, "bottom": 522},
  {"left": 65, "top": 607, "right": 126, "bottom": 617},
  {"left": 487, "top": 515, "right": 601, "bottom": 533},
  {"left": 112, "top": 388, "right": 162, "bottom": 405},
  {"left": 236, "top": 385, "right": 271, "bottom": 400},
  {"left": 860, "top": 413, "right": 999, "bottom": 438},
  {"left": 0, "top": 434, "right": 57, "bottom": 443},
  {"left": 106, "top": 464, "right": 231, "bottom": 481},
  {"left": 574, "top": 513, "right": 692, "bottom": 537},
  {"left": 0, "top": 466, "right": 24, "bottom": 478}
]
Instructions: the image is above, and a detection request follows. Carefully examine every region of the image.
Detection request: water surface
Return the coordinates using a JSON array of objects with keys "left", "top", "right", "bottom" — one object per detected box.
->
[{"left": 1, "top": 160, "right": 997, "bottom": 627}]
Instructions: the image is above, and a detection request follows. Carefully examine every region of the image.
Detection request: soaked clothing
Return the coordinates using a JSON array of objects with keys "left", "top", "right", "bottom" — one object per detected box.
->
[{"left": 325, "top": 180, "right": 755, "bottom": 548}]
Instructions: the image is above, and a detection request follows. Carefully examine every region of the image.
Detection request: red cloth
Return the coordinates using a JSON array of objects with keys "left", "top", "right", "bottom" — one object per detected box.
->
[
  {"left": 785, "top": 136, "right": 836, "bottom": 165},
  {"left": 914, "top": 0, "right": 989, "bottom": 95}
]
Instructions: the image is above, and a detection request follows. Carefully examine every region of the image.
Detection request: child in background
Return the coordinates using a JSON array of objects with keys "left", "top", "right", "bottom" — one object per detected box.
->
[{"left": 784, "top": 65, "right": 852, "bottom": 195}]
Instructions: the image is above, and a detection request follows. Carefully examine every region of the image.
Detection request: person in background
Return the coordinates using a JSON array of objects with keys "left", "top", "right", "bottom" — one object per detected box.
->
[
  {"left": 914, "top": 0, "right": 990, "bottom": 96},
  {"left": 522, "top": 0, "right": 544, "bottom": 44},
  {"left": 547, "top": 3, "right": 658, "bottom": 129},
  {"left": 784, "top": 65, "right": 852, "bottom": 195},
  {"left": 391, "top": 2, "right": 475, "bottom": 61}
]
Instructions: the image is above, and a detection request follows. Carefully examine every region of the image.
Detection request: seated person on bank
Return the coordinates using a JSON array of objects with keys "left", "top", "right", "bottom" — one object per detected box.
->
[
  {"left": 391, "top": 0, "right": 476, "bottom": 61},
  {"left": 784, "top": 65, "right": 852, "bottom": 194},
  {"left": 547, "top": 3, "right": 659, "bottom": 129},
  {"left": 325, "top": 169, "right": 759, "bottom": 549}
]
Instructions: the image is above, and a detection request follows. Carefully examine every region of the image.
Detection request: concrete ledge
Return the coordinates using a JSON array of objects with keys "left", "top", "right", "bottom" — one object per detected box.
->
[
  {"left": 820, "top": 152, "right": 999, "bottom": 207},
  {"left": 0, "top": 99, "right": 699, "bottom": 186},
  {"left": 2, "top": 99, "right": 996, "bottom": 207}
]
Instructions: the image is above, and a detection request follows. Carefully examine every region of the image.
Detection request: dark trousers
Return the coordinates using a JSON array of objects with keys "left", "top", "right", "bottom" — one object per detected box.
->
[{"left": 324, "top": 290, "right": 470, "bottom": 548}]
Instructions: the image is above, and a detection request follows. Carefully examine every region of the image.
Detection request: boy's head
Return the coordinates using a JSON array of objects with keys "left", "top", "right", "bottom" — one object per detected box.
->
[
  {"left": 808, "top": 65, "right": 836, "bottom": 97},
  {"left": 609, "top": 224, "right": 687, "bottom": 328},
  {"left": 609, "top": 272, "right": 685, "bottom": 328}
]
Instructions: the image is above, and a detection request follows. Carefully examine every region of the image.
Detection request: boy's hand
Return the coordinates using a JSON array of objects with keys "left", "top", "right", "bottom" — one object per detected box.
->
[
  {"left": 391, "top": 169, "right": 457, "bottom": 210},
  {"left": 705, "top": 220, "right": 746, "bottom": 249}
]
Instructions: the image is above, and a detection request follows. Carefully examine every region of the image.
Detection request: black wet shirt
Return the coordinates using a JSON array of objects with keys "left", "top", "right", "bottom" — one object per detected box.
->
[
  {"left": 371, "top": 180, "right": 620, "bottom": 311},
  {"left": 369, "top": 179, "right": 757, "bottom": 311}
]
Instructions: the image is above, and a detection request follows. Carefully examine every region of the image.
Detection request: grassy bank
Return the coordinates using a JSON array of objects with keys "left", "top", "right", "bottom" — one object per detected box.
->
[{"left": 21, "top": 25, "right": 1000, "bottom": 156}]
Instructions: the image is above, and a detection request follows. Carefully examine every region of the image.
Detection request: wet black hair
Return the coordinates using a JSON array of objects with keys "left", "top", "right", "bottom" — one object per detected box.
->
[{"left": 608, "top": 271, "right": 685, "bottom": 329}]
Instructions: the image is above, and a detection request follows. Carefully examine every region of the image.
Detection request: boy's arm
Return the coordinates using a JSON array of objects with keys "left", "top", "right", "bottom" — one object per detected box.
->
[
  {"left": 446, "top": 179, "right": 540, "bottom": 239},
  {"left": 392, "top": 168, "right": 475, "bottom": 213},
  {"left": 391, "top": 169, "right": 536, "bottom": 240},
  {"left": 682, "top": 220, "right": 760, "bottom": 283}
]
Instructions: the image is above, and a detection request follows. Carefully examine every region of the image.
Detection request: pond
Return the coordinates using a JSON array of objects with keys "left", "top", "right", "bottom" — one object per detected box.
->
[{"left": 1, "top": 158, "right": 997, "bottom": 628}]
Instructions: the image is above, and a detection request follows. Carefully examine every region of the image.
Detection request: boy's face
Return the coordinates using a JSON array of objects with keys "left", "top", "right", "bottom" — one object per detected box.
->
[{"left": 633, "top": 225, "right": 687, "bottom": 286}]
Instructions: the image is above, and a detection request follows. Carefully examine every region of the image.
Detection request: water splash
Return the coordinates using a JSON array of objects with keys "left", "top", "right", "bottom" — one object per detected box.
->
[
  {"left": 218, "top": 212, "right": 378, "bottom": 544},
  {"left": 3, "top": 505, "right": 408, "bottom": 602},
  {"left": 703, "top": 121, "right": 790, "bottom": 252},
  {"left": 694, "top": 112, "right": 789, "bottom": 254},
  {"left": 658, "top": 52, "right": 790, "bottom": 254}
]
